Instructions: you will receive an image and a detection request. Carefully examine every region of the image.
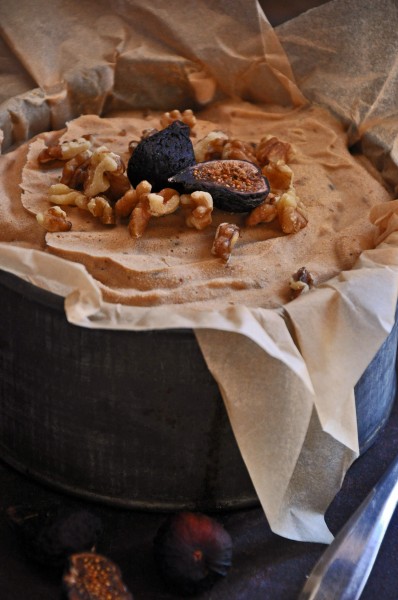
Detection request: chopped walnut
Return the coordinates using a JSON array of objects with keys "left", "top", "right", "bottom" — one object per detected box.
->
[
  {"left": 115, "top": 189, "right": 139, "bottom": 218},
  {"left": 84, "top": 146, "right": 125, "bottom": 198},
  {"left": 48, "top": 183, "right": 87, "bottom": 206},
  {"left": 38, "top": 137, "right": 92, "bottom": 164},
  {"left": 36, "top": 206, "right": 72, "bottom": 232},
  {"left": 289, "top": 266, "right": 314, "bottom": 299},
  {"left": 60, "top": 149, "right": 92, "bottom": 189},
  {"left": 127, "top": 180, "right": 152, "bottom": 237},
  {"left": 181, "top": 191, "right": 213, "bottom": 230},
  {"left": 58, "top": 144, "right": 129, "bottom": 202},
  {"left": 262, "top": 160, "right": 294, "bottom": 193},
  {"left": 211, "top": 222, "right": 240, "bottom": 262},
  {"left": 147, "top": 188, "right": 180, "bottom": 216},
  {"left": 135, "top": 180, "right": 152, "bottom": 198},
  {"left": 160, "top": 109, "right": 196, "bottom": 130},
  {"left": 74, "top": 195, "right": 90, "bottom": 211},
  {"left": 221, "top": 139, "right": 258, "bottom": 164},
  {"left": 87, "top": 196, "right": 115, "bottom": 225},
  {"left": 48, "top": 182, "right": 115, "bottom": 226},
  {"left": 246, "top": 194, "right": 278, "bottom": 226},
  {"left": 129, "top": 199, "right": 151, "bottom": 238},
  {"left": 106, "top": 172, "right": 131, "bottom": 202},
  {"left": 193, "top": 131, "right": 229, "bottom": 162},
  {"left": 256, "top": 135, "right": 293, "bottom": 167},
  {"left": 277, "top": 189, "right": 308, "bottom": 234},
  {"left": 127, "top": 183, "right": 180, "bottom": 236}
]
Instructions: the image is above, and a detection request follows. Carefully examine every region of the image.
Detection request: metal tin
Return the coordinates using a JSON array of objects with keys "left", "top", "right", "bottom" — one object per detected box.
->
[{"left": 0, "top": 269, "right": 396, "bottom": 510}]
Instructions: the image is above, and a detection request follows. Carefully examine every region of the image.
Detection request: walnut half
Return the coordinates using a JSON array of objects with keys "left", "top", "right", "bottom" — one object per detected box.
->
[
  {"left": 87, "top": 197, "right": 115, "bottom": 225},
  {"left": 256, "top": 135, "right": 293, "bottom": 166},
  {"left": 84, "top": 146, "right": 125, "bottom": 198},
  {"left": 181, "top": 191, "right": 213, "bottom": 230},
  {"left": 211, "top": 222, "right": 240, "bottom": 263},
  {"left": 160, "top": 109, "right": 196, "bottom": 130},
  {"left": 128, "top": 186, "right": 181, "bottom": 237},
  {"left": 277, "top": 189, "right": 308, "bottom": 234},
  {"left": 36, "top": 206, "right": 72, "bottom": 232},
  {"left": 193, "top": 131, "right": 229, "bottom": 162},
  {"left": 245, "top": 194, "right": 278, "bottom": 226},
  {"left": 38, "top": 137, "right": 92, "bottom": 164},
  {"left": 262, "top": 160, "right": 294, "bottom": 194},
  {"left": 147, "top": 188, "right": 180, "bottom": 217},
  {"left": 289, "top": 266, "right": 314, "bottom": 299},
  {"left": 48, "top": 183, "right": 87, "bottom": 206}
]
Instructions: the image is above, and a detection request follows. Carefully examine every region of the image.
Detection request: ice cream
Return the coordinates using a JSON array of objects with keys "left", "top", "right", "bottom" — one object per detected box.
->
[{"left": 0, "top": 99, "right": 391, "bottom": 310}]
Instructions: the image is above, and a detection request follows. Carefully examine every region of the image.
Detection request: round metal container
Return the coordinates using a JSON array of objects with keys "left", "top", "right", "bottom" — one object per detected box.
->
[{"left": 0, "top": 269, "right": 396, "bottom": 510}]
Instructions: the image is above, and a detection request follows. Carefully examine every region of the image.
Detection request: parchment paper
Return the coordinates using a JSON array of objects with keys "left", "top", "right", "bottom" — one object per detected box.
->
[{"left": 0, "top": 0, "right": 398, "bottom": 543}]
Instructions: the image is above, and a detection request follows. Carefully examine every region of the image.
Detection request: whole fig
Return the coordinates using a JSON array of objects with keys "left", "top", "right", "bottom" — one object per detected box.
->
[
  {"left": 154, "top": 511, "right": 233, "bottom": 595},
  {"left": 127, "top": 120, "right": 195, "bottom": 191}
]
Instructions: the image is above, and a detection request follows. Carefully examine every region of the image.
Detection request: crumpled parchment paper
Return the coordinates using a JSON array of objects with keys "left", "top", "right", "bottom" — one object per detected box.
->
[{"left": 0, "top": 0, "right": 398, "bottom": 543}]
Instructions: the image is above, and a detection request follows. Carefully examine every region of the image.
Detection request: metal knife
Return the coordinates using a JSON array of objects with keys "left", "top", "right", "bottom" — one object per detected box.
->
[{"left": 298, "top": 452, "right": 398, "bottom": 600}]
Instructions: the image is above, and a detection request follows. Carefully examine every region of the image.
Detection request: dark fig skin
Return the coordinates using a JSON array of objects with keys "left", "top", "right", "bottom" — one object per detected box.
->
[
  {"left": 169, "top": 159, "right": 270, "bottom": 212},
  {"left": 127, "top": 120, "right": 196, "bottom": 191},
  {"left": 6, "top": 504, "right": 103, "bottom": 568},
  {"left": 154, "top": 511, "right": 233, "bottom": 595}
]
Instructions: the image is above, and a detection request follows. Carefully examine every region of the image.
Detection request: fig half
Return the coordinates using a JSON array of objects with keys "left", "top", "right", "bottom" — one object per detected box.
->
[
  {"left": 169, "top": 159, "right": 270, "bottom": 212},
  {"left": 63, "top": 552, "right": 133, "bottom": 599}
]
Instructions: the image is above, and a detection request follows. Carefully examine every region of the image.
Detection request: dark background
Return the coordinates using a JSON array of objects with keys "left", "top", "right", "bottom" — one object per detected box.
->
[{"left": 260, "top": 0, "right": 330, "bottom": 25}]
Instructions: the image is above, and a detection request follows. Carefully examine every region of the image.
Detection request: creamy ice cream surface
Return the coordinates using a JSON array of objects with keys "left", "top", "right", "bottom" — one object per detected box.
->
[{"left": 0, "top": 99, "right": 391, "bottom": 310}]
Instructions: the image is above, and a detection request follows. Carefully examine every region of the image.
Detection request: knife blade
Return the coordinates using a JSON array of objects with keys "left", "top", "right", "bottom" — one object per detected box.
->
[{"left": 298, "top": 452, "right": 398, "bottom": 600}]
